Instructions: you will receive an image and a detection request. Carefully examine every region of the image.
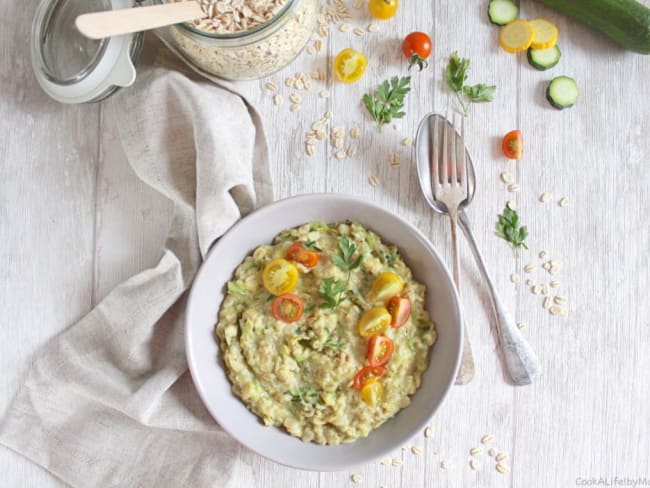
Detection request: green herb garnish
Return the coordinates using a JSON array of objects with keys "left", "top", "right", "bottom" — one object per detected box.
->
[
  {"left": 302, "top": 240, "right": 322, "bottom": 252},
  {"left": 322, "top": 327, "right": 346, "bottom": 351},
  {"left": 333, "top": 235, "right": 362, "bottom": 272},
  {"left": 496, "top": 205, "right": 529, "bottom": 255},
  {"left": 445, "top": 52, "right": 496, "bottom": 117},
  {"left": 227, "top": 282, "right": 248, "bottom": 296},
  {"left": 319, "top": 278, "right": 348, "bottom": 309},
  {"left": 287, "top": 387, "right": 320, "bottom": 408},
  {"left": 362, "top": 76, "right": 411, "bottom": 130}
]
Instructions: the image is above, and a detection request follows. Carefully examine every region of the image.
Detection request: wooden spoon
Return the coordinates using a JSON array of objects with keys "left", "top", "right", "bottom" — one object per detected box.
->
[{"left": 75, "top": 2, "right": 205, "bottom": 40}]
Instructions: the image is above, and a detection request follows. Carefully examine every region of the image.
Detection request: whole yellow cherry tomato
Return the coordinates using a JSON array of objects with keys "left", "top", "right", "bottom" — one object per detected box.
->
[
  {"left": 262, "top": 259, "right": 299, "bottom": 295},
  {"left": 368, "top": 0, "right": 398, "bottom": 20},
  {"left": 368, "top": 272, "right": 404, "bottom": 304},
  {"left": 360, "top": 377, "right": 384, "bottom": 406},
  {"left": 333, "top": 48, "right": 368, "bottom": 83},
  {"left": 358, "top": 306, "right": 392, "bottom": 337}
]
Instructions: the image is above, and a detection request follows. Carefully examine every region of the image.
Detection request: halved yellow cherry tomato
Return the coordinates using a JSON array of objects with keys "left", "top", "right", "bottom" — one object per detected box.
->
[
  {"left": 358, "top": 306, "right": 392, "bottom": 337},
  {"left": 368, "top": 0, "right": 398, "bottom": 20},
  {"left": 333, "top": 48, "right": 368, "bottom": 83},
  {"left": 360, "top": 377, "right": 384, "bottom": 406},
  {"left": 368, "top": 272, "right": 404, "bottom": 304},
  {"left": 262, "top": 259, "right": 299, "bottom": 295}
]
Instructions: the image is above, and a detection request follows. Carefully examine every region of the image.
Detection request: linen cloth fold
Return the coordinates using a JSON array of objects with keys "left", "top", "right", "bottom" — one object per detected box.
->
[{"left": 0, "top": 36, "right": 272, "bottom": 487}]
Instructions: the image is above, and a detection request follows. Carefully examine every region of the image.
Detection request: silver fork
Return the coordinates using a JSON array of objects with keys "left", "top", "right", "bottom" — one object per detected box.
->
[{"left": 432, "top": 110, "right": 474, "bottom": 384}]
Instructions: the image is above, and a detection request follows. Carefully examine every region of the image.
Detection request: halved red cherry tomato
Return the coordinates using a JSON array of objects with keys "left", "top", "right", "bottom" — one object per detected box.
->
[
  {"left": 271, "top": 293, "right": 304, "bottom": 323},
  {"left": 367, "top": 335, "right": 394, "bottom": 367},
  {"left": 402, "top": 32, "right": 432, "bottom": 71},
  {"left": 502, "top": 130, "right": 523, "bottom": 159},
  {"left": 286, "top": 241, "right": 319, "bottom": 268},
  {"left": 386, "top": 296, "right": 411, "bottom": 328},
  {"left": 352, "top": 365, "right": 387, "bottom": 389}
]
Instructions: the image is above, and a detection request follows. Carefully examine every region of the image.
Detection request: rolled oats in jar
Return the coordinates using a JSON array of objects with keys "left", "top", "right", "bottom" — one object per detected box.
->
[{"left": 159, "top": 0, "right": 318, "bottom": 80}]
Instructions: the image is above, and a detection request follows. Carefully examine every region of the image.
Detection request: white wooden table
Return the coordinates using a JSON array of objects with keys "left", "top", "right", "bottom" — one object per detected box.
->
[{"left": 2, "top": 0, "right": 650, "bottom": 486}]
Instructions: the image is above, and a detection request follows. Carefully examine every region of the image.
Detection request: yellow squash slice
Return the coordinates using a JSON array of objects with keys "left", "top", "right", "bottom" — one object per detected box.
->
[
  {"left": 499, "top": 19, "right": 534, "bottom": 53},
  {"left": 529, "top": 18, "right": 559, "bottom": 49}
]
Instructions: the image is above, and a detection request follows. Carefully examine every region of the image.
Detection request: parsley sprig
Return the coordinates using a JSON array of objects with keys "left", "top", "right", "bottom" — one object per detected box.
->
[
  {"left": 301, "top": 240, "right": 322, "bottom": 252},
  {"left": 496, "top": 206, "right": 529, "bottom": 255},
  {"left": 445, "top": 52, "right": 496, "bottom": 117},
  {"left": 362, "top": 76, "right": 411, "bottom": 130},
  {"left": 319, "top": 235, "right": 362, "bottom": 309},
  {"left": 319, "top": 278, "right": 347, "bottom": 309}
]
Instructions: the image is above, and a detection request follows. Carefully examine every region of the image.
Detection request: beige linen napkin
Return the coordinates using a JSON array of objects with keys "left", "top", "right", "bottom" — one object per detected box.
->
[{"left": 0, "top": 37, "right": 272, "bottom": 487}]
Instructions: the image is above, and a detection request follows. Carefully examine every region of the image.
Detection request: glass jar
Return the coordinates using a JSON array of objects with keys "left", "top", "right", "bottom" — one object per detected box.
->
[
  {"left": 157, "top": 0, "right": 318, "bottom": 81},
  {"left": 31, "top": 0, "right": 143, "bottom": 104}
]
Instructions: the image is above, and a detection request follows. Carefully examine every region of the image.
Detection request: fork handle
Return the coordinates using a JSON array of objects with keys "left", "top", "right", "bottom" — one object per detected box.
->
[
  {"left": 458, "top": 209, "right": 541, "bottom": 385},
  {"left": 449, "top": 209, "right": 475, "bottom": 385}
]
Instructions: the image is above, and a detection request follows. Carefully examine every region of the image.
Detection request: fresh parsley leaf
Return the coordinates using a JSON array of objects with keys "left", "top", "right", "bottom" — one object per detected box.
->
[
  {"left": 362, "top": 76, "right": 411, "bottom": 130},
  {"left": 445, "top": 52, "right": 496, "bottom": 116},
  {"left": 302, "top": 240, "right": 322, "bottom": 252},
  {"left": 463, "top": 83, "right": 496, "bottom": 103},
  {"left": 227, "top": 282, "right": 248, "bottom": 296},
  {"left": 333, "top": 235, "right": 362, "bottom": 272},
  {"left": 304, "top": 303, "right": 316, "bottom": 315},
  {"left": 319, "top": 278, "right": 347, "bottom": 309},
  {"left": 445, "top": 51, "right": 469, "bottom": 93},
  {"left": 496, "top": 206, "right": 529, "bottom": 255}
]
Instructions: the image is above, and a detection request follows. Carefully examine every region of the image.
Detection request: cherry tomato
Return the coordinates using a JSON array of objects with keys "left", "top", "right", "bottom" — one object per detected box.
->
[
  {"left": 333, "top": 48, "right": 368, "bottom": 83},
  {"left": 352, "top": 365, "right": 387, "bottom": 389},
  {"left": 271, "top": 293, "right": 304, "bottom": 323},
  {"left": 368, "top": 272, "right": 404, "bottom": 304},
  {"left": 502, "top": 130, "right": 523, "bottom": 159},
  {"left": 402, "top": 32, "right": 432, "bottom": 71},
  {"left": 367, "top": 335, "right": 394, "bottom": 367},
  {"left": 358, "top": 306, "right": 392, "bottom": 337},
  {"left": 360, "top": 378, "right": 384, "bottom": 406},
  {"left": 262, "top": 259, "right": 299, "bottom": 295},
  {"left": 386, "top": 296, "right": 412, "bottom": 328},
  {"left": 368, "top": 0, "right": 398, "bottom": 20},
  {"left": 286, "top": 241, "right": 319, "bottom": 268}
]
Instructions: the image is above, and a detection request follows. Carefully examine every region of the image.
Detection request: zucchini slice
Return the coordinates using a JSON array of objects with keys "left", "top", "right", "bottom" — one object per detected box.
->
[
  {"left": 527, "top": 45, "right": 562, "bottom": 70},
  {"left": 488, "top": 0, "right": 519, "bottom": 26},
  {"left": 546, "top": 76, "right": 578, "bottom": 109}
]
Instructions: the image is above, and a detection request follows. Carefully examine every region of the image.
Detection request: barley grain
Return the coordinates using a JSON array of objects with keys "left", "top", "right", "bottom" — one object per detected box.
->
[{"left": 539, "top": 192, "right": 552, "bottom": 203}]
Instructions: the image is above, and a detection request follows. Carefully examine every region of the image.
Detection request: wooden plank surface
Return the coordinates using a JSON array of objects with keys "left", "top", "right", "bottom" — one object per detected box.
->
[{"left": 2, "top": 0, "right": 650, "bottom": 486}]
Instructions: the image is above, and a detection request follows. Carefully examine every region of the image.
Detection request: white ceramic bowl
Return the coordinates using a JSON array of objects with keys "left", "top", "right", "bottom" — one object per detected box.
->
[{"left": 185, "top": 193, "right": 462, "bottom": 471}]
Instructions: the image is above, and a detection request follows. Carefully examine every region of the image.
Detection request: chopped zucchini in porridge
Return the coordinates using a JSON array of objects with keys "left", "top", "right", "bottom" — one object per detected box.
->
[{"left": 215, "top": 222, "right": 436, "bottom": 444}]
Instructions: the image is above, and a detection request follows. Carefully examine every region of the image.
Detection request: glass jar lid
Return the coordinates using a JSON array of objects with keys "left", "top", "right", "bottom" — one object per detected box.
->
[{"left": 31, "top": 0, "right": 143, "bottom": 104}]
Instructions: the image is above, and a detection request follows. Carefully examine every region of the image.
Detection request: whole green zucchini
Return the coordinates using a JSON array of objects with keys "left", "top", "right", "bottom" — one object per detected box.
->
[{"left": 533, "top": 0, "right": 650, "bottom": 53}]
